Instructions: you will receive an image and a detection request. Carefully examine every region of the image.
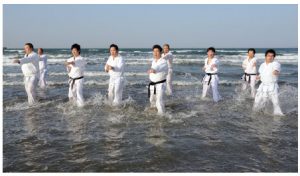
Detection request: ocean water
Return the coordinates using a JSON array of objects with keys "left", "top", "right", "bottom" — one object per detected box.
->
[{"left": 3, "top": 48, "right": 298, "bottom": 172}]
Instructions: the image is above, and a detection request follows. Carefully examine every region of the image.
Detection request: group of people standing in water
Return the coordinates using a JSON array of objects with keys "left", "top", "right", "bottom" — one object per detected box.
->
[{"left": 12, "top": 43, "right": 284, "bottom": 116}]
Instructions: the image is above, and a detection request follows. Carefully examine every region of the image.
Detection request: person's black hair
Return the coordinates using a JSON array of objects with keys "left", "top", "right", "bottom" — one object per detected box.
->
[
  {"left": 163, "top": 44, "right": 170, "bottom": 49},
  {"left": 207, "top": 47, "right": 215, "bottom": 53},
  {"left": 38, "top": 48, "right": 44, "bottom": 53},
  {"left": 265, "top": 49, "right": 276, "bottom": 57},
  {"left": 152, "top": 44, "right": 162, "bottom": 52},
  {"left": 71, "top": 43, "right": 81, "bottom": 54},
  {"left": 248, "top": 48, "right": 256, "bottom": 54},
  {"left": 110, "top": 44, "right": 119, "bottom": 51},
  {"left": 25, "top": 43, "right": 34, "bottom": 49}
]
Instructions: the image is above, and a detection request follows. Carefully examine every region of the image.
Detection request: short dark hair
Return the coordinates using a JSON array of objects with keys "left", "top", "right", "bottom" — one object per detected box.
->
[
  {"left": 152, "top": 44, "right": 162, "bottom": 52},
  {"left": 38, "top": 48, "right": 44, "bottom": 53},
  {"left": 248, "top": 48, "right": 256, "bottom": 54},
  {"left": 110, "top": 44, "right": 119, "bottom": 51},
  {"left": 71, "top": 43, "right": 81, "bottom": 53},
  {"left": 25, "top": 43, "right": 34, "bottom": 49},
  {"left": 207, "top": 47, "right": 215, "bottom": 53},
  {"left": 163, "top": 44, "right": 170, "bottom": 49},
  {"left": 265, "top": 49, "right": 276, "bottom": 57}
]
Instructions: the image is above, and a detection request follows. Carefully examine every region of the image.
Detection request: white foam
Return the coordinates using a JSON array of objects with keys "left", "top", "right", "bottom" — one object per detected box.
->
[
  {"left": 4, "top": 49, "right": 24, "bottom": 53},
  {"left": 3, "top": 52, "right": 297, "bottom": 66},
  {"left": 3, "top": 63, "right": 18, "bottom": 66},
  {"left": 218, "top": 49, "right": 247, "bottom": 53},
  {"left": 3, "top": 73, "right": 24, "bottom": 77},
  {"left": 48, "top": 54, "right": 70, "bottom": 58},
  {"left": 4, "top": 49, "right": 22, "bottom": 52},
  {"left": 85, "top": 92, "right": 107, "bottom": 106},
  {"left": 4, "top": 99, "right": 57, "bottom": 112},
  {"left": 88, "top": 49, "right": 99, "bottom": 51},
  {"left": 174, "top": 50, "right": 196, "bottom": 53},
  {"left": 3, "top": 71, "right": 148, "bottom": 77},
  {"left": 165, "top": 110, "right": 199, "bottom": 123},
  {"left": 278, "top": 85, "right": 298, "bottom": 114},
  {"left": 4, "top": 102, "right": 30, "bottom": 111},
  {"left": 3, "top": 79, "right": 242, "bottom": 86}
]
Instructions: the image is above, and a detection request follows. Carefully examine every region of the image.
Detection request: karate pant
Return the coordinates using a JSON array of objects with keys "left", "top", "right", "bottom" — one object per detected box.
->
[
  {"left": 242, "top": 75, "right": 256, "bottom": 98},
  {"left": 68, "top": 78, "right": 84, "bottom": 107},
  {"left": 253, "top": 83, "right": 283, "bottom": 115},
  {"left": 166, "top": 69, "right": 173, "bottom": 96},
  {"left": 39, "top": 69, "right": 47, "bottom": 89},
  {"left": 108, "top": 77, "right": 124, "bottom": 106},
  {"left": 24, "top": 75, "right": 38, "bottom": 105},
  {"left": 202, "top": 75, "right": 221, "bottom": 102},
  {"left": 149, "top": 82, "right": 166, "bottom": 115}
]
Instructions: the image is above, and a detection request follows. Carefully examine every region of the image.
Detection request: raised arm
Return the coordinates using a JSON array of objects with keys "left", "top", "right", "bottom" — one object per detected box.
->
[
  {"left": 113, "top": 57, "right": 125, "bottom": 72},
  {"left": 19, "top": 54, "right": 37, "bottom": 64},
  {"left": 211, "top": 59, "right": 219, "bottom": 72},
  {"left": 272, "top": 62, "right": 281, "bottom": 76},
  {"left": 242, "top": 60, "right": 247, "bottom": 70},
  {"left": 256, "top": 64, "right": 263, "bottom": 80},
  {"left": 152, "top": 62, "right": 168, "bottom": 73},
  {"left": 76, "top": 58, "right": 87, "bottom": 68}
]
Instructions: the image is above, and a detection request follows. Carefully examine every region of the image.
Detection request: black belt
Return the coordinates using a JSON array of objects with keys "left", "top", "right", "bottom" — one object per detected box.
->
[
  {"left": 148, "top": 79, "right": 166, "bottom": 98},
  {"left": 243, "top": 73, "right": 256, "bottom": 83},
  {"left": 69, "top": 76, "right": 84, "bottom": 89},
  {"left": 205, "top": 73, "right": 217, "bottom": 85}
]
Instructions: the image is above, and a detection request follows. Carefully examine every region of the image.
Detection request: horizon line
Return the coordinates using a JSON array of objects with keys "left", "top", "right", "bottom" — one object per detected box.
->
[{"left": 4, "top": 47, "right": 298, "bottom": 49}]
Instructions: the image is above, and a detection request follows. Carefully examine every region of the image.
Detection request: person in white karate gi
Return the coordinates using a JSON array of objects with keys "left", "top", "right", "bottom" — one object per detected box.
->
[
  {"left": 202, "top": 47, "right": 221, "bottom": 102},
  {"left": 13, "top": 43, "right": 40, "bottom": 105},
  {"left": 253, "top": 49, "right": 284, "bottom": 116},
  {"left": 65, "top": 43, "right": 86, "bottom": 107},
  {"left": 104, "top": 44, "right": 125, "bottom": 106},
  {"left": 241, "top": 48, "right": 257, "bottom": 98},
  {"left": 148, "top": 45, "right": 168, "bottom": 115},
  {"left": 162, "top": 44, "right": 174, "bottom": 96},
  {"left": 38, "top": 48, "right": 47, "bottom": 89}
]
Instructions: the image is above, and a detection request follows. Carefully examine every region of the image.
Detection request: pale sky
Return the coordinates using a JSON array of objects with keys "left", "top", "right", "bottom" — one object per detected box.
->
[{"left": 3, "top": 4, "right": 298, "bottom": 48}]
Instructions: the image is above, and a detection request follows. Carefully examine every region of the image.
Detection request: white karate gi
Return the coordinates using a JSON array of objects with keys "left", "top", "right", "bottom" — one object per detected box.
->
[
  {"left": 149, "top": 57, "right": 168, "bottom": 115},
  {"left": 162, "top": 52, "right": 174, "bottom": 96},
  {"left": 19, "top": 52, "right": 40, "bottom": 105},
  {"left": 242, "top": 57, "right": 257, "bottom": 98},
  {"left": 38, "top": 54, "right": 47, "bottom": 89},
  {"left": 253, "top": 61, "right": 283, "bottom": 115},
  {"left": 105, "top": 55, "right": 125, "bottom": 106},
  {"left": 202, "top": 57, "right": 221, "bottom": 102},
  {"left": 66, "top": 55, "right": 86, "bottom": 107}
]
